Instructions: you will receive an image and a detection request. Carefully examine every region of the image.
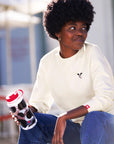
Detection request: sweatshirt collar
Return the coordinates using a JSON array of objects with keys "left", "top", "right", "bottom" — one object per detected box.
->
[{"left": 55, "top": 43, "right": 86, "bottom": 62}]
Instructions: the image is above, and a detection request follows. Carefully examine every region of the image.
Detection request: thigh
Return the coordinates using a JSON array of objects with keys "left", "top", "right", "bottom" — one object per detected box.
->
[
  {"left": 18, "top": 113, "right": 57, "bottom": 144},
  {"left": 18, "top": 112, "right": 81, "bottom": 144},
  {"left": 104, "top": 114, "right": 114, "bottom": 144},
  {"left": 80, "top": 111, "right": 114, "bottom": 144},
  {"left": 63, "top": 120, "right": 81, "bottom": 144},
  {"left": 37, "top": 113, "right": 81, "bottom": 144}
]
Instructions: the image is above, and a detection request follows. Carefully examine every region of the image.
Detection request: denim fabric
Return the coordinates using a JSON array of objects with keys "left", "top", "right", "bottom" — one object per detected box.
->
[
  {"left": 80, "top": 111, "right": 114, "bottom": 144},
  {"left": 18, "top": 111, "right": 114, "bottom": 144},
  {"left": 18, "top": 113, "right": 81, "bottom": 144}
]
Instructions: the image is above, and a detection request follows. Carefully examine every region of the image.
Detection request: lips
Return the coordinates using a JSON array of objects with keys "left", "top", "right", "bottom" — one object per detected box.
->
[{"left": 72, "top": 36, "right": 85, "bottom": 43}]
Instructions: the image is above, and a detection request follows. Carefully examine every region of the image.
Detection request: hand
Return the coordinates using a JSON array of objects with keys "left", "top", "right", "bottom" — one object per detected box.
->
[
  {"left": 10, "top": 111, "right": 20, "bottom": 126},
  {"left": 52, "top": 116, "right": 66, "bottom": 144},
  {"left": 28, "top": 105, "right": 38, "bottom": 113}
]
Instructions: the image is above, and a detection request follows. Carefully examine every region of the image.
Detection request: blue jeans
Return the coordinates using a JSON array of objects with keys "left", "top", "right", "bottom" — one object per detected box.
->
[{"left": 18, "top": 111, "right": 114, "bottom": 144}]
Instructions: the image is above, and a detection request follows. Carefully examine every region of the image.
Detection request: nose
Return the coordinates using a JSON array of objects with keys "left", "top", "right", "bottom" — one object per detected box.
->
[{"left": 75, "top": 28, "right": 84, "bottom": 36}]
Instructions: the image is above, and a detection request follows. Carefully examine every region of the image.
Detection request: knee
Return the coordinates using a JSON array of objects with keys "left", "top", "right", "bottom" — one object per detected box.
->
[
  {"left": 84, "top": 111, "right": 102, "bottom": 122},
  {"left": 83, "top": 111, "right": 114, "bottom": 126},
  {"left": 105, "top": 116, "right": 114, "bottom": 129},
  {"left": 86, "top": 111, "right": 102, "bottom": 117}
]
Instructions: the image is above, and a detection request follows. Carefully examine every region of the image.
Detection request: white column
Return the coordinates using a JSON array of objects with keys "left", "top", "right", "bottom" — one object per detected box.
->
[
  {"left": 29, "top": 22, "right": 37, "bottom": 83},
  {"left": 6, "top": 23, "right": 12, "bottom": 84},
  {"left": 28, "top": 0, "right": 37, "bottom": 83}
]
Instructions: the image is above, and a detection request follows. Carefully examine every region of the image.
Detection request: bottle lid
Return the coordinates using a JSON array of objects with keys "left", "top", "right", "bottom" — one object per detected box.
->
[{"left": 6, "top": 89, "right": 24, "bottom": 106}]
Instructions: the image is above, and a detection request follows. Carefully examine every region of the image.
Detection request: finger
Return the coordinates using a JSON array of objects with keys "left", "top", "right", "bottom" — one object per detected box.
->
[
  {"left": 9, "top": 111, "right": 12, "bottom": 115},
  {"left": 12, "top": 114, "right": 15, "bottom": 119},
  {"left": 11, "top": 115, "right": 20, "bottom": 125},
  {"left": 53, "top": 132, "right": 62, "bottom": 144},
  {"left": 56, "top": 132, "right": 60, "bottom": 144},
  {"left": 14, "top": 117, "right": 17, "bottom": 122},
  {"left": 52, "top": 135, "right": 56, "bottom": 144},
  {"left": 12, "top": 114, "right": 17, "bottom": 120},
  {"left": 10, "top": 112, "right": 15, "bottom": 120},
  {"left": 59, "top": 137, "right": 64, "bottom": 144},
  {"left": 16, "top": 121, "right": 20, "bottom": 126},
  {"left": 10, "top": 111, "right": 14, "bottom": 117},
  {"left": 59, "top": 132, "right": 64, "bottom": 144}
]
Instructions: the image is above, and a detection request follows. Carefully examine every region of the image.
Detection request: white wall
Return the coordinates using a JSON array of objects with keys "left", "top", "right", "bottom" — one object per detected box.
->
[
  {"left": 45, "top": 0, "right": 114, "bottom": 72},
  {"left": 87, "top": 0, "right": 114, "bottom": 72}
]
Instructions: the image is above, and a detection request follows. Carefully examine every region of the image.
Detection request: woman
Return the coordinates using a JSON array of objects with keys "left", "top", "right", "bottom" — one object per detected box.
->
[{"left": 18, "top": 0, "right": 114, "bottom": 144}]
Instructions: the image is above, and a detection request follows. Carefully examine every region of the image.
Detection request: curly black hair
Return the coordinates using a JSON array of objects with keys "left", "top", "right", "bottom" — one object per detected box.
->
[{"left": 43, "top": 0, "right": 95, "bottom": 40}]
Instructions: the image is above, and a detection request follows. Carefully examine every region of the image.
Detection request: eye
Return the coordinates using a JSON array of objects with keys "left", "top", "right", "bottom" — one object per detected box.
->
[
  {"left": 81, "top": 27, "right": 87, "bottom": 32},
  {"left": 69, "top": 26, "right": 76, "bottom": 31}
]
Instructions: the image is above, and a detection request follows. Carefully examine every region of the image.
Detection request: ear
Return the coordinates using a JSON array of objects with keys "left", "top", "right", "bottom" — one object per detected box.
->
[{"left": 55, "top": 33, "right": 61, "bottom": 40}]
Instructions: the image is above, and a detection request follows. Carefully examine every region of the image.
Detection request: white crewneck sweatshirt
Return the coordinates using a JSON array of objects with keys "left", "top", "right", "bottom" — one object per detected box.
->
[{"left": 29, "top": 42, "right": 114, "bottom": 124}]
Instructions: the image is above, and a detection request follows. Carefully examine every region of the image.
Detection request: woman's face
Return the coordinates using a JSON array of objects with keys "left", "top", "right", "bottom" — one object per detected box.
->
[{"left": 56, "top": 21, "right": 88, "bottom": 58}]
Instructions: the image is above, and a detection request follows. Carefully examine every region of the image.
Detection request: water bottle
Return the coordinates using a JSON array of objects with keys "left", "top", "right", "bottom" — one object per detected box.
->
[{"left": 6, "top": 89, "right": 37, "bottom": 130}]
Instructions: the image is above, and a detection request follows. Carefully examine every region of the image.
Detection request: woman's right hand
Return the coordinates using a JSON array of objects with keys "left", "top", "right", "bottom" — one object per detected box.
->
[
  {"left": 10, "top": 111, "right": 20, "bottom": 126},
  {"left": 10, "top": 105, "right": 38, "bottom": 125}
]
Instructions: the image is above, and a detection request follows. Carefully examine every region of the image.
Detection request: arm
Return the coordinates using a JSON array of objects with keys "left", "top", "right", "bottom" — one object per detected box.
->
[
  {"left": 29, "top": 59, "right": 53, "bottom": 113},
  {"left": 83, "top": 45, "right": 114, "bottom": 112},
  {"left": 59, "top": 105, "right": 88, "bottom": 120},
  {"left": 52, "top": 106, "right": 88, "bottom": 144}
]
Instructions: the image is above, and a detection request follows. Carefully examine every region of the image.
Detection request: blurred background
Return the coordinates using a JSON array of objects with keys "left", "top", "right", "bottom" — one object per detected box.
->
[{"left": 0, "top": 0, "right": 114, "bottom": 143}]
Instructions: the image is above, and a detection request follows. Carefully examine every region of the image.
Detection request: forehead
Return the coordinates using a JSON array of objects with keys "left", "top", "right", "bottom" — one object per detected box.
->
[{"left": 65, "top": 21, "right": 87, "bottom": 26}]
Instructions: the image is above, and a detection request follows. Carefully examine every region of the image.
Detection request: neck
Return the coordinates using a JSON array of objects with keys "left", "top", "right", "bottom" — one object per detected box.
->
[
  {"left": 59, "top": 41, "right": 80, "bottom": 58},
  {"left": 59, "top": 49, "right": 79, "bottom": 58}
]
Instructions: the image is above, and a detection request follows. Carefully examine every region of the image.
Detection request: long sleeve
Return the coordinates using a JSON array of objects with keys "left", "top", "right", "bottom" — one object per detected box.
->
[
  {"left": 84, "top": 45, "right": 114, "bottom": 112},
  {"left": 29, "top": 59, "right": 54, "bottom": 113}
]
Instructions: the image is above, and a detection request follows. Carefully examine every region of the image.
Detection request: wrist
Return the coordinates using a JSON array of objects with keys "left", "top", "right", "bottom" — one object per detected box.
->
[
  {"left": 29, "top": 105, "right": 38, "bottom": 113},
  {"left": 59, "top": 112, "right": 68, "bottom": 121}
]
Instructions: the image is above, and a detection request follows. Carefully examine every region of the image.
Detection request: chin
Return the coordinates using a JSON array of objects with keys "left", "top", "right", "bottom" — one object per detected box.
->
[
  {"left": 73, "top": 42, "right": 84, "bottom": 50},
  {"left": 73, "top": 46, "right": 83, "bottom": 51}
]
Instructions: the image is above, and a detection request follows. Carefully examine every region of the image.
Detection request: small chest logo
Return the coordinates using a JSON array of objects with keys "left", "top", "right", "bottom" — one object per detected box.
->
[{"left": 77, "top": 73, "right": 83, "bottom": 79}]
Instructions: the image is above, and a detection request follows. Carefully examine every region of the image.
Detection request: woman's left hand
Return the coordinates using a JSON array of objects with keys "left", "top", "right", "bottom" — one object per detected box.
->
[{"left": 52, "top": 116, "right": 66, "bottom": 144}]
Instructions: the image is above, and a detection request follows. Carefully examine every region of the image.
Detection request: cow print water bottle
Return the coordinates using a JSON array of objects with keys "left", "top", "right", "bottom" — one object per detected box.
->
[{"left": 6, "top": 89, "right": 37, "bottom": 130}]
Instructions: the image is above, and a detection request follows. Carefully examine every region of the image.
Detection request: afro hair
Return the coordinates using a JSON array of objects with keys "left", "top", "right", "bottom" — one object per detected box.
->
[{"left": 43, "top": 0, "right": 95, "bottom": 40}]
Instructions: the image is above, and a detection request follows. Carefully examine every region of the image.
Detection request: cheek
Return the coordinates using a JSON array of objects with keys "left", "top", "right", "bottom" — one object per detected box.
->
[
  {"left": 84, "top": 33, "right": 87, "bottom": 39},
  {"left": 61, "top": 33, "right": 72, "bottom": 41}
]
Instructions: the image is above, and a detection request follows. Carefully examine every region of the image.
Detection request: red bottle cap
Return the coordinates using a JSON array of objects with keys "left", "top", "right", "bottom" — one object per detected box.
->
[{"left": 6, "top": 89, "right": 23, "bottom": 103}]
